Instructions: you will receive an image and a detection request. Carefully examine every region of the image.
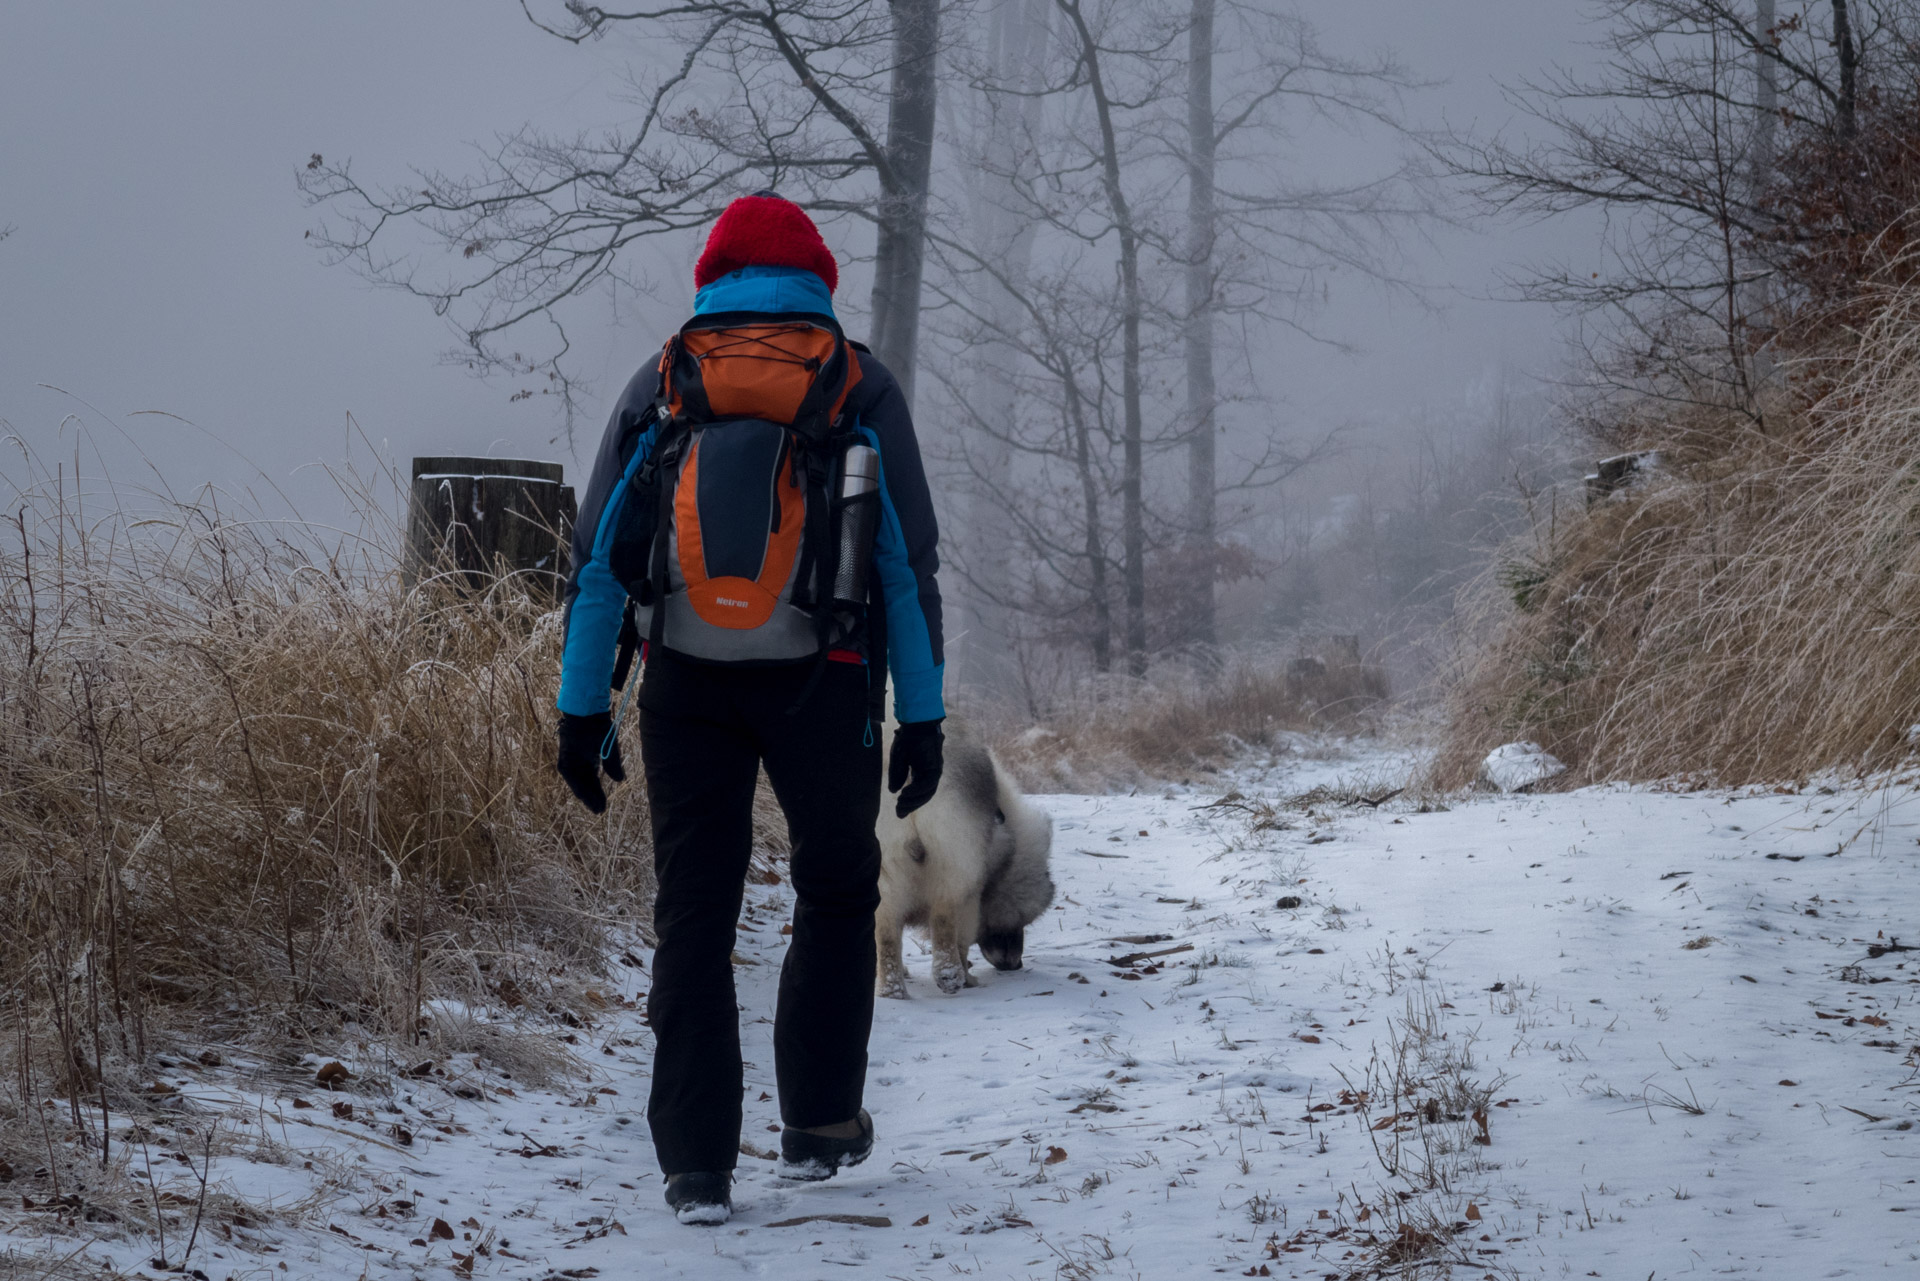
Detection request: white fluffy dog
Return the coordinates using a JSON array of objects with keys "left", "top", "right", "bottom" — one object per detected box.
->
[{"left": 875, "top": 722, "right": 1054, "bottom": 998}]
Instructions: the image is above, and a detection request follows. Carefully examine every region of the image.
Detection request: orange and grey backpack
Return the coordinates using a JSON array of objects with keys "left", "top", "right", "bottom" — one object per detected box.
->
[{"left": 609, "top": 306, "right": 876, "bottom": 674}]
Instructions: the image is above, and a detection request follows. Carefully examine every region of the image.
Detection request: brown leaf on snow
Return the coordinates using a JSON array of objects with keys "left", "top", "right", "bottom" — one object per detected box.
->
[
  {"left": 315, "top": 1061, "right": 352, "bottom": 1089},
  {"left": 430, "top": 1218, "right": 455, "bottom": 1241},
  {"left": 912, "top": 1214, "right": 930, "bottom": 1226},
  {"left": 1297, "top": 1034, "right": 1321, "bottom": 1044},
  {"left": 1044, "top": 1146, "right": 1068, "bottom": 1165},
  {"left": 1466, "top": 1203, "right": 1483, "bottom": 1221}
]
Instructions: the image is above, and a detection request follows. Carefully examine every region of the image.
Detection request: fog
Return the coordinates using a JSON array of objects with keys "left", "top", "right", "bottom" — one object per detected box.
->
[{"left": 0, "top": 1, "right": 1601, "bottom": 685}]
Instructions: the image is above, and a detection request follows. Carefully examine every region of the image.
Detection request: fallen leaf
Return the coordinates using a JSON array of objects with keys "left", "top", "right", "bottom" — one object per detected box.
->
[
  {"left": 764, "top": 1214, "right": 891, "bottom": 1229},
  {"left": 1297, "top": 1034, "right": 1321, "bottom": 1044},
  {"left": 430, "top": 1218, "right": 455, "bottom": 1241},
  {"left": 1466, "top": 1203, "right": 1483, "bottom": 1221},
  {"left": 1044, "top": 1146, "right": 1068, "bottom": 1165},
  {"left": 912, "top": 1214, "right": 930, "bottom": 1227},
  {"left": 315, "top": 1061, "right": 352, "bottom": 1089}
]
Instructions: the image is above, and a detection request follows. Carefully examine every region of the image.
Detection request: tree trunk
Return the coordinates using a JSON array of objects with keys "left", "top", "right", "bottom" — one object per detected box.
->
[
  {"left": 1752, "top": 0, "right": 1777, "bottom": 185},
  {"left": 962, "top": 0, "right": 1051, "bottom": 695},
  {"left": 1064, "top": 362, "right": 1113, "bottom": 672},
  {"left": 1058, "top": 0, "right": 1147, "bottom": 676},
  {"left": 1833, "top": 0, "right": 1857, "bottom": 138},
  {"left": 1183, "top": 0, "right": 1218, "bottom": 651},
  {"left": 869, "top": 0, "right": 942, "bottom": 406}
]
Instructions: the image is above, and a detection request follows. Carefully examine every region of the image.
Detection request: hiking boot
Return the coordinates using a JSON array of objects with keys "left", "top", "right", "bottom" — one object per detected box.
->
[
  {"left": 777, "top": 1109, "right": 874, "bottom": 1181},
  {"left": 663, "top": 1171, "right": 732, "bottom": 1225}
]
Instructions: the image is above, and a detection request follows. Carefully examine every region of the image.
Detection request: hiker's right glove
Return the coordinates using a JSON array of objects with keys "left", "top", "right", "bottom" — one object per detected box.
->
[
  {"left": 888, "top": 719, "right": 944, "bottom": 819},
  {"left": 557, "top": 711, "right": 625, "bottom": 815}
]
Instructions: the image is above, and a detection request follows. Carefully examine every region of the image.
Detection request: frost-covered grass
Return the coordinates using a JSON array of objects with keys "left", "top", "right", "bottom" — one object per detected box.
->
[{"left": 1438, "top": 280, "right": 1920, "bottom": 788}]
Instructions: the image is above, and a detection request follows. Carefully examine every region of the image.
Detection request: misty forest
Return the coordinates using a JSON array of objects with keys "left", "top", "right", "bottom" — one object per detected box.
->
[{"left": 4, "top": 3, "right": 1920, "bottom": 1278}]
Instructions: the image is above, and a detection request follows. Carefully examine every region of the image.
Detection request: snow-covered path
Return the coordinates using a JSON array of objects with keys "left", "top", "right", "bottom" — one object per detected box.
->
[{"left": 27, "top": 744, "right": 1920, "bottom": 1279}]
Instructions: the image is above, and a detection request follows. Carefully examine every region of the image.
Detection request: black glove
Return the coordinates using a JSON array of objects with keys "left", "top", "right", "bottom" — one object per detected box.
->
[
  {"left": 887, "top": 719, "right": 944, "bottom": 819},
  {"left": 557, "top": 711, "right": 626, "bottom": 814}
]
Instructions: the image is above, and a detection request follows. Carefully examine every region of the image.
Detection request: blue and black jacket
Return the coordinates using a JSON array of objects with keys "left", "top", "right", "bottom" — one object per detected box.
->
[{"left": 556, "top": 265, "right": 946, "bottom": 724}]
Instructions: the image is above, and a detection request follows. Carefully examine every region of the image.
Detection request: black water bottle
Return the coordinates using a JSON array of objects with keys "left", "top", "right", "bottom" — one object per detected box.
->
[{"left": 831, "top": 444, "right": 880, "bottom": 607}]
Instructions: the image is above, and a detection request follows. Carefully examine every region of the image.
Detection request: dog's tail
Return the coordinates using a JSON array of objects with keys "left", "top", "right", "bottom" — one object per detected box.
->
[{"left": 990, "top": 752, "right": 1053, "bottom": 873}]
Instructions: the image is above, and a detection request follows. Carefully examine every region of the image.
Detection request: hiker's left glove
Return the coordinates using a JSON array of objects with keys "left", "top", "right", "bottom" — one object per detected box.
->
[
  {"left": 557, "top": 711, "right": 626, "bottom": 815},
  {"left": 888, "top": 719, "right": 944, "bottom": 819}
]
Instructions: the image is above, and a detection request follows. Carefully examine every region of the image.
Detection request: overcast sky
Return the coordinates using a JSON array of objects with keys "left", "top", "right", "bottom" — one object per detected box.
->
[{"left": 0, "top": 2, "right": 1596, "bottom": 520}]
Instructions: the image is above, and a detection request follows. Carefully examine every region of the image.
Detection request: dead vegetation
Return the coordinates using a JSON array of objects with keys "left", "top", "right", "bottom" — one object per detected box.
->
[
  {"left": 0, "top": 451, "right": 764, "bottom": 1233},
  {"left": 985, "top": 644, "right": 1389, "bottom": 792},
  {"left": 1434, "top": 275, "right": 1920, "bottom": 786},
  {"left": 1331, "top": 982, "right": 1516, "bottom": 1279}
]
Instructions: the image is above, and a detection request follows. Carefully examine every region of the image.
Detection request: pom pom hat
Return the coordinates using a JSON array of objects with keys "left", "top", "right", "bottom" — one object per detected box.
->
[{"left": 693, "top": 192, "right": 839, "bottom": 294}]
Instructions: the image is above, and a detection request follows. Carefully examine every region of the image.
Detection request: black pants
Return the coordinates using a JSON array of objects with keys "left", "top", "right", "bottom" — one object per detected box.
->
[{"left": 637, "top": 651, "right": 882, "bottom": 1175}]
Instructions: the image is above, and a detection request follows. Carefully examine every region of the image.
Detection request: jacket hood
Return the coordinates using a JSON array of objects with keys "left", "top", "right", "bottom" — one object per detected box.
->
[{"left": 693, "top": 265, "right": 837, "bottom": 320}]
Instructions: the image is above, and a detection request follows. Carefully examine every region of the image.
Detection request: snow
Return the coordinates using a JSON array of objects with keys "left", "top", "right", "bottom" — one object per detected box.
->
[{"left": 16, "top": 742, "right": 1920, "bottom": 1279}]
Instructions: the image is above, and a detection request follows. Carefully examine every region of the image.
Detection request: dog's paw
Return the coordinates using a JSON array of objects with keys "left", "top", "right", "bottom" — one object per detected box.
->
[
  {"left": 933, "top": 961, "right": 967, "bottom": 995},
  {"left": 877, "top": 976, "right": 910, "bottom": 1000}
]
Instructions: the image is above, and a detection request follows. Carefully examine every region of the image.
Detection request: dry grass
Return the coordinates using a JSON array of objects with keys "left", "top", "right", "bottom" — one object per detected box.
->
[
  {"left": 1434, "top": 277, "right": 1920, "bottom": 787},
  {"left": 985, "top": 646, "right": 1389, "bottom": 792},
  {"left": 0, "top": 448, "right": 685, "bottom": 1208}
]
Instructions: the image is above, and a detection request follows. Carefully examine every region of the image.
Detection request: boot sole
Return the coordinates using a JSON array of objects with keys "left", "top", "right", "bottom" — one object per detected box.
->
[
  {"left": 775, "top": 1144, "right": 871, "bottom": 1182},
  {"left": 673, "top": 1200, "right": 731, "bottom": 1225}
]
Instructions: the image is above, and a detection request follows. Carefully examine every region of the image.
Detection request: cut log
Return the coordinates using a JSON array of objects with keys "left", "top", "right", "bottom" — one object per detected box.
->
[{"left": 404, "top": 457, "right": 575, "bottom": 599}]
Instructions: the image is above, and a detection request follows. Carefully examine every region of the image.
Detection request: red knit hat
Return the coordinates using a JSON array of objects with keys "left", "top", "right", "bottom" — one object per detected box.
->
[{"left": 694, "top": 193, "right": 839, "bottom": 294}]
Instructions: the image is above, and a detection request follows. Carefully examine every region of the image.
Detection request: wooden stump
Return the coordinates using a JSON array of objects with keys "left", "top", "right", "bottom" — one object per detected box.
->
[{"left": 404, "top": 457, "right": 576, "bottom": 600}]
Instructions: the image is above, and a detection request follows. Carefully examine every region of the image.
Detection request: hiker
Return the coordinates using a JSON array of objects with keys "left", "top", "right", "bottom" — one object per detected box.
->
[{"left": 552, "top": 193, "right": 946, "bottom": 1226}]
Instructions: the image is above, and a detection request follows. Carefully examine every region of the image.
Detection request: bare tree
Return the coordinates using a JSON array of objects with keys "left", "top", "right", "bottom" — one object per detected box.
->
[
  {"left": 926, "top": 243, "right": 1126, "bottom": 671},
  {"left": 928, "top": 0, "right": 1417, "bottom": 683},
  {"left": 1446, "top": 1, "right": 1915, "bottom": 424},
  {"left": 1052, "top": 0, "right": 1156, "bottom": 676},
  {"left": 1170, "top": 0, "right": 1426, "bottom": 648},
  {"left": 1181, "top": 0, "right": 1219, "bottom": 649},
  {"left": 301, "top": 0, "right": 947, "bottom": 434},
  {"left": 950, "top": 0, "right": 1052, "bottom": 690}
]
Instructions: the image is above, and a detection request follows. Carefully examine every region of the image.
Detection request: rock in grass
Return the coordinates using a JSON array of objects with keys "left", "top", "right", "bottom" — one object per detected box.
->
[{"left": 1477, "top": 742, "right": 1567, "bottom": 793}]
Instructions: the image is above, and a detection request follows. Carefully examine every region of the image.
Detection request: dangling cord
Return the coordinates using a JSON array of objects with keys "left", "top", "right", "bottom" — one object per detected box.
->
[
  {"left": 862, "top": 661, "right": 875, "bottom": 748},
  {"left": 603, "top": 651, "right": 641, "bottom": 761}
]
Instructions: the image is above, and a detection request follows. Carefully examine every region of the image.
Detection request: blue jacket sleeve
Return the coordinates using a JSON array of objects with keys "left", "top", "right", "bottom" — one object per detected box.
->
[
  {"left": 853, "top": 352, "right": 946, "bottom": 724},
  {"left": 556, "top": 366, "right": 658, "bottom": 716}
]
